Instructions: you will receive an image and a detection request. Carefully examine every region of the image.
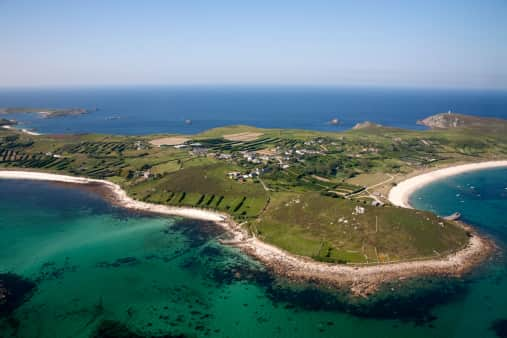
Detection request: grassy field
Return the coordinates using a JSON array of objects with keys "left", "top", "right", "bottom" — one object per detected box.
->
[
  {"left": 126, "top": 163, "right": 269, "bottom": 218},
  {"left": 346, "top": 172, "right": 393, "bottom": 187},
  {"left": 254, "top": 192, "right": 469, "bottom": 263},
  {"left": 1, "top": 113, "right": 505, "bottom": 264}
]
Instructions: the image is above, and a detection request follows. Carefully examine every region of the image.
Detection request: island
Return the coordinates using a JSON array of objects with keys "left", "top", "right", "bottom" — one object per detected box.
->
[
  {"left": 0, "top": 107, "right": 91, "bottom": 119},
  {"left": 0, "top": 112, "right": 506, "bottom": 296}
]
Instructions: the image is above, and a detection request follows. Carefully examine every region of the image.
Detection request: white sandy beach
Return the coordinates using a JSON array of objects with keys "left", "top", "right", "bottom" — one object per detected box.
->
[
  {"left": 0, "top": 170, "right": 227, "bottom": 222},
  {"left": 0, "top": 168, "right": 497, "bottom": 296},
  {"left": 1, "top": 125, "right": 42, "bottom": 136},
  {"left": 388, "top": 160, "right": 507, "bottom": 208}
]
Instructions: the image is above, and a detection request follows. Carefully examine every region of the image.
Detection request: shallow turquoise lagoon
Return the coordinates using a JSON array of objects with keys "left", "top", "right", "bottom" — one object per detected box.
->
[{"left": 1, "top": 170, "right": 507, "bottom": 337}]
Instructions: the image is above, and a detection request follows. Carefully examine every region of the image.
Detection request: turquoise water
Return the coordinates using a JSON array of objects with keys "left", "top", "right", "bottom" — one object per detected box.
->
[
  {"left": 410, "top": 167, "right": 507, "bottom": 338},
  {"left": 0, "top": 172, "right": 506, "bottom": 337}
]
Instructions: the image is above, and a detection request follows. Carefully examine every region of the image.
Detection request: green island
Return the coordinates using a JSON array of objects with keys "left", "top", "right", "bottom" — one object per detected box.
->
[{"left": 0, "top": 112, "right": 506, "bottom": 266}]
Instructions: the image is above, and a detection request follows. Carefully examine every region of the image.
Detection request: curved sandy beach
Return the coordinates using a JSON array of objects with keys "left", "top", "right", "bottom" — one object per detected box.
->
[
  {"left": 1, "top": 125, "right": 42, "bottom": 136},
  {"left": 0, "top": 170, "right": 234, "bottom": 221},
  {"left": 0, "top": 168, "right": 497, "bottom": 296},
  {"left": 389, "top": 160, "right": 507, "bottom": 208}
]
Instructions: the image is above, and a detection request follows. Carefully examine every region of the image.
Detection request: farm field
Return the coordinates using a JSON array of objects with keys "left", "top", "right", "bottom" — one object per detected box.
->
[
  {"left": 127, "top": 163, "right": 269, "bottom": 218},
  {"left": 1, "top": 113, "right": 506, "bottom": 264}
]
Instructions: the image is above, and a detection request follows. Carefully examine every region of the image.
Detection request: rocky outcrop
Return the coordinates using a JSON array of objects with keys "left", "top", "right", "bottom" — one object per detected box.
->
[
  {"left": 328, "top": 118, "right": 341, "bottom": 125},
  {"left": 352, "top": 121, "right": 382, "bottom": 130},
  {"left": 417, "top": 112, "right": 466, "bottom": 129},
  {"left": 417, "top": 112, "right": 507, "bottom": 131}
]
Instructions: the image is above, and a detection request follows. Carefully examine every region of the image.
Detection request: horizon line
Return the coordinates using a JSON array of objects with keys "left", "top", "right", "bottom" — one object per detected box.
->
[{"left": 0, "top": 83, "right": 506, "bottom": 92}]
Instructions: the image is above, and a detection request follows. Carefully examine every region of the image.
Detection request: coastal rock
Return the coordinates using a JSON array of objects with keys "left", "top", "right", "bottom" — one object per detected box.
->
[
  {"left": 328, "top": 118, "right": 341, "bottom": 125},
  {"left": 417, "top": 112, "right": 466, "bottom": 129}
]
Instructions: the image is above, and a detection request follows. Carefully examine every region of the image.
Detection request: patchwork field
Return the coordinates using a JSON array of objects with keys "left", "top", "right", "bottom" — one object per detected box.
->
[
  {"left": 1, "top": 113, "right": 505, "bottom": 266},
  {"left": 126, "top": 163, "right": 269, "bottom": 218}
]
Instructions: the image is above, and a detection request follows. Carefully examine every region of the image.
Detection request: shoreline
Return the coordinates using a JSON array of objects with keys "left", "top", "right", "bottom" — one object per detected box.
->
[
  {"left": 1, "top": 125, "right": 42, "bottom": 136},
  {"left": 388, "top": 160, "right": 507, "bottom": 208},
  {"left": 0, "top": 167, "right": 498, "bottom": 297}
]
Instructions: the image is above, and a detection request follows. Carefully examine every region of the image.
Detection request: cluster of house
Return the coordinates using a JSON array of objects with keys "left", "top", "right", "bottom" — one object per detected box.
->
[
  {"left": 238, "top": 146, "right": 324, "bottom": 168},
  {"left": 134, "top": 141, "right": 146, "bottom": 151},
  {"left": 216, "top": 149, "right": 285, "bottom": 167},
  {"left": 242, "top": 152, "right": 264, "bottom": 164},
  {"left": 227, "top": 168, "right": 261, "bottom": 181},
  {"left": 168, "top": 135, "right": 335, "bottom": 171}
]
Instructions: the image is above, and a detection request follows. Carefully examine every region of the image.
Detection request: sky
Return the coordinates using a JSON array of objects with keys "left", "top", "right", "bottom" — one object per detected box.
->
[{"left": 1, "top": 0, "right": 506, "bottom": 89}]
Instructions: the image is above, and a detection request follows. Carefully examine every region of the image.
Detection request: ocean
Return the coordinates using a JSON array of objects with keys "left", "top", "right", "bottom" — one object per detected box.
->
[
  {"left": 1, "top": 169, "right": 506, "bottom": 337},
  {"left": 1, "top": 86, "right": 506, "bottom": 135},
  {"left": 410, "top": 167, "right": 507, "bottom": 338},
  {"left": 1, "top": 87, "right": 507, "bottom": 337}
]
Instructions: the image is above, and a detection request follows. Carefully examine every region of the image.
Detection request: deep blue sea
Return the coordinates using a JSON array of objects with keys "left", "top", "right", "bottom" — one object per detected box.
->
[{"left": 1, "top": 86, "right": 506, "bottom": 135}]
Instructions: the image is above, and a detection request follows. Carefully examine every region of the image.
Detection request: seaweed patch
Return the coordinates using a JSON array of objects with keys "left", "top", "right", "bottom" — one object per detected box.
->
[
  {"left": 92, "top": 319, "right": 188, "bottom": 338},
  {"left": 0, "top": 273, "right": 36, "bottom": 316},
  {"left": 490, "top": 319, "right": 507, "bottom": 338}
]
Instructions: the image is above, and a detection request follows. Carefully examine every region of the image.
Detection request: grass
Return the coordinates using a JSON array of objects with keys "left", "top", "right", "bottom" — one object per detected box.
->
[
  {"left": 346, "top": 172, "right": 393, "bottom": 187},
  {"left": 126, "top": 163, "right": 269, "bottom": 218},
  {"left": 150, "top": 160, "right": 181, "bottom": 175},
  {"left": 2, "top": 113, "right": 504, "bottom": 265},
  {"left": 255, "top": 192, "right": 469, "bottom": 264}
]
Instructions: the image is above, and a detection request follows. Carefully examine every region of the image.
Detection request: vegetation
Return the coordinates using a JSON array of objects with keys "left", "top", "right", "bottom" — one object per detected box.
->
[
  {"left": 1, "top": 113, "right": 505, "bottom": 264},
  {"left": 254, "top": 192, "right": 468, "bottom": 263},
  {"left": 127, "top": 163, "right": 268, "bottom": 218}
]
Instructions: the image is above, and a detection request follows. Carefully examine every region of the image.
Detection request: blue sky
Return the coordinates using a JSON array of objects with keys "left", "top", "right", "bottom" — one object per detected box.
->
[{"left": 1, "top": 0, "right": 506, "bottom": 89}]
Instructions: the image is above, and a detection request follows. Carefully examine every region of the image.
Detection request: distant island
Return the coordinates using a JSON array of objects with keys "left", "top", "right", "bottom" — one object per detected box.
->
[
  {"left": 417, "top": 111, "right": 507, "bottom": 132},
  {"left": 0, "top": 107, "right": 92, "bottom": 119},
  {"left": 0, "top": 112, "right": 506, "bottom": 296}
]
